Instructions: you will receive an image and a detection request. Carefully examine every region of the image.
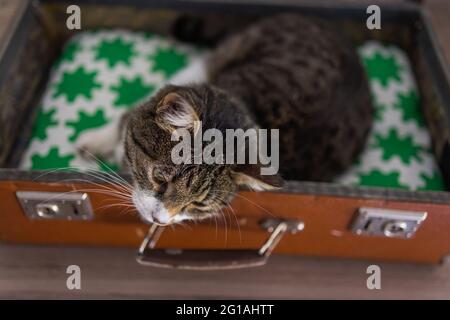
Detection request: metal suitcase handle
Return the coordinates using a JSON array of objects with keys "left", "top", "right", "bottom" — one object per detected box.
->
[{"left": 136, "top": 218, "right": 304, "bottom": 270}]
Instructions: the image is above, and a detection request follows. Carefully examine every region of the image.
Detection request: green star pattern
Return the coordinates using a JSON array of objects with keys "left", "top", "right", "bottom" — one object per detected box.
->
[
  {"left": 359, "top": 170, "right": 408, "bottom": 189},
  {"left": 31, "top": 147, "right": 75, "bottom": 170},
  {"left": 54, "top": 41, "right": 81, "bottom": 68},
  {"left": 61, "top": 41, "right": 81, "bottom": 63},
  {"left": 363, "top": 52, "right": 402, "bottom": 87},
  {"left": 66, "top": 109, "right": 109, "bottom": 142},
  {"left": 30, "top": 107, "right": 58, "bottom": 141},
  {"left": 53, "top": 67, "right": 101, "bottom": 102},
  {"left": 143, "top": 32, "right": 155, "bottom": 40},
  {"left": 149, "top": 47, "right": 188, "bottom": 78},
  {"left": 111, "top": 76, "right": 155, "bottom": 108},
  {"left": 393, "top": 91, "right": 424, "bottom": 127},
  {"left": 96, "top": 38, "right": 135, "bottom": 68},
  {"left": 374, "top": 129, "right": 422, "bottom": 165},
  {"left": 418, "top": 172, "right": 445, "bottom": 191}
]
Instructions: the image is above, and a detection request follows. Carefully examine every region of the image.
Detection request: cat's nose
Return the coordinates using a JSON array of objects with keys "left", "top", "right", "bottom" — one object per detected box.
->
[
  {"left": 132, "top": 190, "right": 171, "bottom": 225},
  {"left": 151, "top": 214, "right": 165, "bottom": 225},
  {"left": 149, "top": 210, "right": 171, "bottom": 225}
]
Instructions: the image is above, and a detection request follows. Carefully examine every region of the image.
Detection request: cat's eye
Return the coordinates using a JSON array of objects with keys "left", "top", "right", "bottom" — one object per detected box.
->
[
  {"left": 192, "top": 201, "right": 207, "bottom": 208},
  {"left": 192, "top": 189, "right": 210, "bottom": 207},
  {"left": 152, "top": 168, "right": 166, "bottom": 184}
]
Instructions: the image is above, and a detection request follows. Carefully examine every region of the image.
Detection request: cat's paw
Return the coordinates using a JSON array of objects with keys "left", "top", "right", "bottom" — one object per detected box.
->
[
  {"left": 76, "top": 130, "right": 109, "bottom": 160},
  {"left": 75, "top": 123, "right": 119, "bottom": 161},
  {"left": 169, "top": 56, "right": 208, "bottom": 85}
]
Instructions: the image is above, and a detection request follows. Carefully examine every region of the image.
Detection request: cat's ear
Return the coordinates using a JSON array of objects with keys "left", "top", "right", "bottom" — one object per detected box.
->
[
  {"left": 231, "top": 164, "right": 284, "bottom": 191},
  {"left": 156, "top": 92, "right": 200, "bottom": 134}
]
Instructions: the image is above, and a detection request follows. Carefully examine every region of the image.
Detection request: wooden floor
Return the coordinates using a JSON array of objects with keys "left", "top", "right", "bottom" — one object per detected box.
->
[
  {"left": 1, "top": 243, "right": 450, "bottom": 299},
  {"left": 1, "top": 0, "right": 450, "bottom": 299}
]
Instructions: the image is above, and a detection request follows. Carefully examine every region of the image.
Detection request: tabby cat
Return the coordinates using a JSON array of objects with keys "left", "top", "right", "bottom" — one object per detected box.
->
[{"left": 77, "top": 14, "right": 373, "bottom": 225}]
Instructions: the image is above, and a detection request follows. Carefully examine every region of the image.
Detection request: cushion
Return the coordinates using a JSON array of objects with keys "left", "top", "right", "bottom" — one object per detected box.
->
[
  {"left": 336, "top": 41, "right": 445, "bottom": 191},
  {"left": 19, "top": 30, "right": 445, "bottom": 191}
]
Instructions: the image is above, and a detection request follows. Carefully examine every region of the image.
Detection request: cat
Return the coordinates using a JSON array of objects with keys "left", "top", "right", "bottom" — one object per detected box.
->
[{"left": 76, "top": 14, "right": 374, "bottom": 225}]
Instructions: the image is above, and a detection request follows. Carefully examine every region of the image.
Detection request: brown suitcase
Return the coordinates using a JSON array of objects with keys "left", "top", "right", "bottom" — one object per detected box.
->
[{"left": 1, "top": 0, "right": 450, "bottom": 269}]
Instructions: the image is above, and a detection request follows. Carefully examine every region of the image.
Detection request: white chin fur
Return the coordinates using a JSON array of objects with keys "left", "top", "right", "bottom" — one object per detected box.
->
[
  {"left": 132, "top": 190, "right": 170, "bottom": 224},
  {"left": 171, "top": 213, "right": 193, "bottom": 223}
]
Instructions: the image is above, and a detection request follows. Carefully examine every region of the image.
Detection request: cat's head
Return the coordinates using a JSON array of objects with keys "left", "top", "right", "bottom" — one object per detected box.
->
[{"left": 125, "top": 84, "right": 283, "bottom": 225}]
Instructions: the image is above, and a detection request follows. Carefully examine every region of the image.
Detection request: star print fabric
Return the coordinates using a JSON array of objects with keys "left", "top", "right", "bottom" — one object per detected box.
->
[
  {"left": 20, "top": 30, "right": 201, "bottom": 172},
  {"left": 336, "top": 41, "right": 444, "bottom": 191}
]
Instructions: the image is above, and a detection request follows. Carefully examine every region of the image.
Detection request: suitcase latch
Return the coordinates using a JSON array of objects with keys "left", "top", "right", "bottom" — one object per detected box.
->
[
  {"left": 16, "top": 191, "right": 94, "bottom": 221},
  {"left": 351, "top": 207, "right": 427, "bottom": 239}
]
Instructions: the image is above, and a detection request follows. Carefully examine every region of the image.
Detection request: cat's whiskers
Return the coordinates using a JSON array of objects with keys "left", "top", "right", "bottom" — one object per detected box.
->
[
  {"left": 58, "top": 186, "right": 132, "bottom": 207},
  {"left": 232, "top": 192, "right": 276, "bottom": 218},
  {"left": 77, "top": 148, "right": 131, "bottom": 186},
  {"left": 211, "top": 203, "right": 228, "bottom": 247},
  {"left": 33, "top": 164, "right": 130, "bottom": 187},
  {"left": 33, "top": 166, "right": 133, "bottom": 199},
  {"left": 36, "top": 187, "right": 129, "bottom": 206},
  {"left": 97, "top": 202, "right": 136, "bottom": 211},
  {"left": 79, "top": 169, "right": 132, "bottom": 194},
  {"left": 33, "top": 157, "right": 133, "bottom": 194},
  {"left": 195, "top": 187, "right": 274, "bottom": 245},
  {"left": 119, "top": 207, "right": 135, "bottom": 216},
  {"left": 213, "top": 211, "right": 218, "bottom": 239},
  {"left": 207, "top": 186, "right": 275, "bottom": 218},
  {"left": 225, "top": 202, "right": 241, "bottom": 244},
  {"left": 55, "top": 178, "right": 132, "bottom": 199},
  {"left": 34, "top": 168, "right": 134, "bottom": 214}
]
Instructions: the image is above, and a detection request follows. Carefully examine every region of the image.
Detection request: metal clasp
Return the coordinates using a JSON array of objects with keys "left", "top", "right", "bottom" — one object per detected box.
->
[{"left": 351, "top": 207, "right": 427, "bottom": 239}]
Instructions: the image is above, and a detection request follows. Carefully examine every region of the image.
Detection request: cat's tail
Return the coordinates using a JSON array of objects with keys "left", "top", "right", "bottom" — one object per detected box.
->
[{"left": 171, "top": 13, "right": 258, "bottom": 47}]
